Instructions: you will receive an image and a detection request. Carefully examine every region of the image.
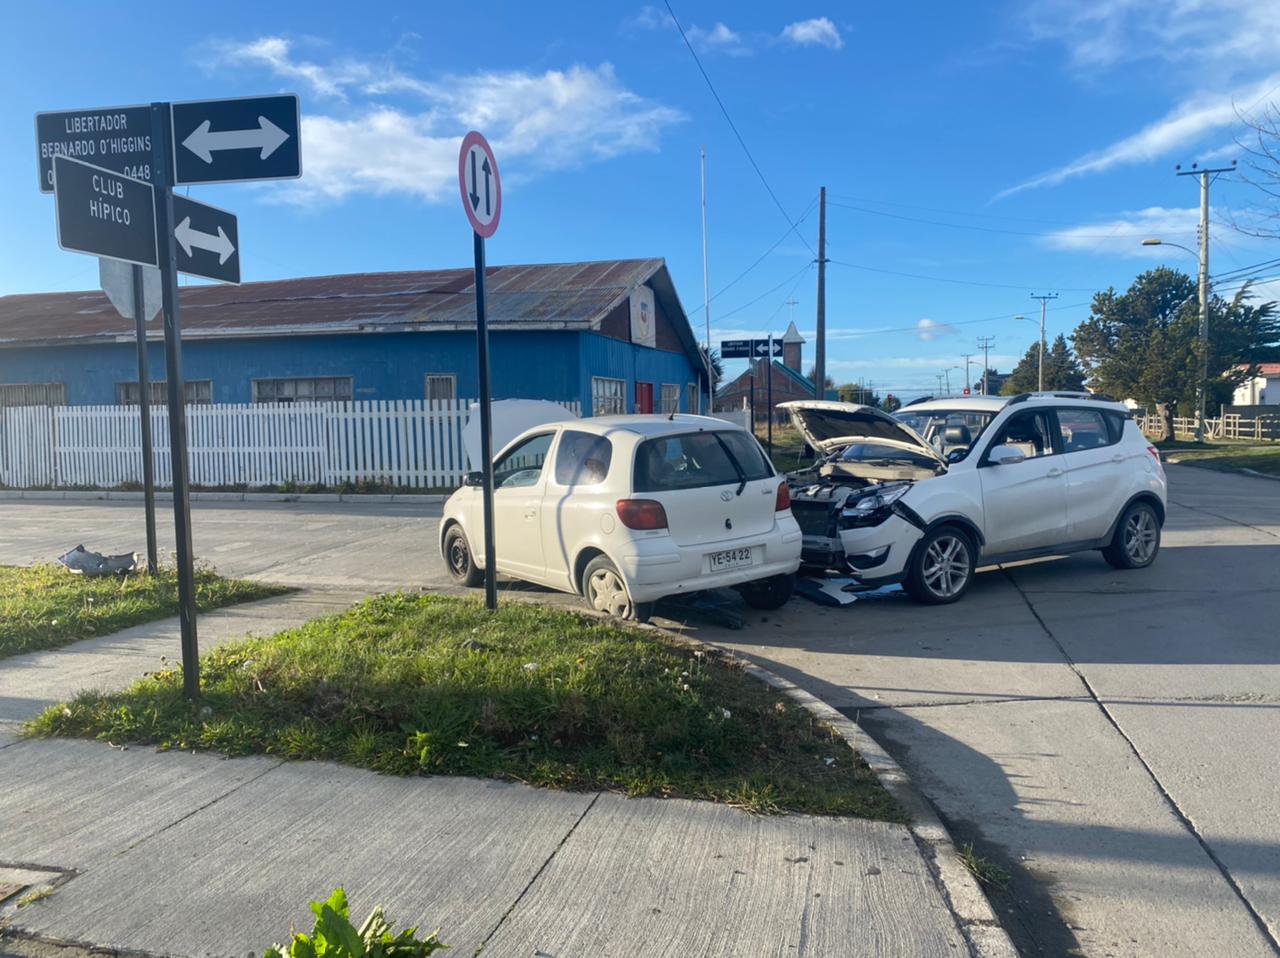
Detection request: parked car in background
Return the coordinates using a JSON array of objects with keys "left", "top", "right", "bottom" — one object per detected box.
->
[
  {"left": 783, "top": 394, "right": 1167, "bottom": 604},
  {"left": 440, "top": 414, "right": 803, "bottom": 621}
]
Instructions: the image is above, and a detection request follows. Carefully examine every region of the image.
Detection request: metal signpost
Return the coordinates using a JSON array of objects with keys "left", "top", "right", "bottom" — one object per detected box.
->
[
  {"left": 99, "top": 258, "right": 163, "bottom": 574},
  {"left": 720, "top": 337, "right": 781, "bottom": 455},
  {"left": 39, "top": 92, "right": 299, "bottom": 699},
  {"left": 458, "top": 131, "right": 502, "bottom": 612}
]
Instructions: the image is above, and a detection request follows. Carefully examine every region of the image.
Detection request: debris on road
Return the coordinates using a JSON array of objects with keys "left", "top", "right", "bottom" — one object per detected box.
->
[{"left": 56, "top": 545, "right": 138, "bottom": 577}]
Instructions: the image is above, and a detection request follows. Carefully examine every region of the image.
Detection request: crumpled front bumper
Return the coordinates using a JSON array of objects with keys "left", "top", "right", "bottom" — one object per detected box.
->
[{"left": 799, "top": 513, "right": 923, "bottom": 584}]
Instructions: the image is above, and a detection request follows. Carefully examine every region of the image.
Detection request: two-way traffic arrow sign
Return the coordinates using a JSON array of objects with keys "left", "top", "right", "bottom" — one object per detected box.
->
[
  {"left": 172, "top": 194, "right": 239, "bottom": 284},
  {"left": 171, "top": 94, "right": 300, "bottom": 186},
  {"left": 458, "top": 131, "right": 501, "bottom": 238}
]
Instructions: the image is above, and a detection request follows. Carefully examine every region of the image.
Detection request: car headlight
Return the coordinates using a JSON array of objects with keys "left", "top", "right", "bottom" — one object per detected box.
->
[{"left": 840, "top": 485, "right": 909, "bottom": 527}]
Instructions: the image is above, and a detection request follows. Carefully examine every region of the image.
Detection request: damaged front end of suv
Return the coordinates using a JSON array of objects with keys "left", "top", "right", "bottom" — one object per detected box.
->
[{"left": 782, "top": 401, "right": 946, "bottom": 581}]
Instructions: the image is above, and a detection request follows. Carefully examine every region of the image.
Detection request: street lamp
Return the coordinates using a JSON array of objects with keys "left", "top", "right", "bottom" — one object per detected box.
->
[{"left": 1143, "top": 237, "right": 1208, "bottom": 441}]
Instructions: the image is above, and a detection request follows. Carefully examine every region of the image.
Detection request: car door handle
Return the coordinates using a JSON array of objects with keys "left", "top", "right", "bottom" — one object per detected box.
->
[
  {"left": 524, "top": 509, "right": 538, "bottom": 519},
  {"left": 1111, "top": 454, "right": 1124, "bottom": 463},
  {"left": 1046, "top": 467, "right": 1064, "bottom": 478}
]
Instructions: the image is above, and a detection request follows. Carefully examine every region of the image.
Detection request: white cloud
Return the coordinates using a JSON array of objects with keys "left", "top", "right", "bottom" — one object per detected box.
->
[
  {"left": 1023, "top": 0, "right": 1280, "bottom": 71},
  {"left": 207, "top": 39, "right": 683, "bottom": 204},
  {"left": 996, "top": 72, "right": 1280, "bottom": 198},
  {"left": 827, "top": 354, "right": 1020, "bottom": 372},
  {"left": 780, "top": 17, "right": 844, "bottom": 50},
  {"left": 627, "top": 7, "right": 751, "bottom": 55},
  {"left": 915, "top": 318, "right": 956, "bottom": 341},
  {"left": 1042, "top": 206, "right": 1200, "bottom": 256}
]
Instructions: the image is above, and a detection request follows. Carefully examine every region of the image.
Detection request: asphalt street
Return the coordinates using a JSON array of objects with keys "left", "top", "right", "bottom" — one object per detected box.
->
[{"left": 1, "top": 462, "right": 1276, "bottom": 957}]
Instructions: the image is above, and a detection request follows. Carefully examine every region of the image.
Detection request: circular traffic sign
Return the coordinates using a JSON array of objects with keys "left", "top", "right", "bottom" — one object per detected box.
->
[{"left": 458, "top": 131, "right": 502, "bottom": 238}]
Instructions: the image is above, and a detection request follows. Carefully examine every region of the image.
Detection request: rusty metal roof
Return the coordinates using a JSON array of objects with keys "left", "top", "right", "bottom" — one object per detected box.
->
[{"left": 0, "top": 258, "right": 668, "bottom": 347}]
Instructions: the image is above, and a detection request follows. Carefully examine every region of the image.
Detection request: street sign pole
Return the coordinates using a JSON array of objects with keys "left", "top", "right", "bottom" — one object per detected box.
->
[
  {"left": 473, "top": 231, "right": 497, "bottom": 611},
  {"left": 150, "top": 101, "right": 200, "bottom": 698},
  {"left": 131, "top": 263, "right": 158, "bottom": 575},
  {"left": 766, "top": 333, "right": 774, "bottom": 459}
]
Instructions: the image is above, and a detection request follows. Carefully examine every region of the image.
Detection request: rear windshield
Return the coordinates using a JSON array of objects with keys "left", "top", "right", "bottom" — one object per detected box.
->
[{"left": 633, "top": 430, "right": 774, "bottom": 492}]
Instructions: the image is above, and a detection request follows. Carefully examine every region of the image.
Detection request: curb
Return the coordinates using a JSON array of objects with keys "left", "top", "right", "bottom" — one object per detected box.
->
[
  {"left": 0, "top": 490, "right": 448, "bottom": 504},
  {"left": 531, "top": 597, "right": 1018, "bottom": 958}
]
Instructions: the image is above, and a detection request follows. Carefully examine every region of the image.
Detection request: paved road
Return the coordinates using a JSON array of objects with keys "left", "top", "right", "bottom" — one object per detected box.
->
[{"left": 1, "top": 463, "right": 1277, "bottom": 956}]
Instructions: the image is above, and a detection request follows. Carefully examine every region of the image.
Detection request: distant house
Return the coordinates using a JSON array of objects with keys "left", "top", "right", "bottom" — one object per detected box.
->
[
  {"left": 0, "top": 259, "right": 709, "bottom": 416},
  {"left": 1233, "top": 363, "right": 1280, "bottom": 406},
  {"left": 714, "top": 321, "right": 816, "bottom": 419}
]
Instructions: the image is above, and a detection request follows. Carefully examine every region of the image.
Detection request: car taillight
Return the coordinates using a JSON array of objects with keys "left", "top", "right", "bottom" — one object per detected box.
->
[
  {"left": 1147, "top": 446, "right": 1163, "bottom": 468},
  {"left": 775, "top": 480, "right": 791, "bottom": 512},
  {"left": 616, "top": 498, "right": 668, "bottom": 530}
]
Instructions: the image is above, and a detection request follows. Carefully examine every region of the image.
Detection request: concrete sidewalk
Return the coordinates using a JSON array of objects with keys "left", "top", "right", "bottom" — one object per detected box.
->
[{"left": 0, "top": 593, "right": 975, "bottom": 957}]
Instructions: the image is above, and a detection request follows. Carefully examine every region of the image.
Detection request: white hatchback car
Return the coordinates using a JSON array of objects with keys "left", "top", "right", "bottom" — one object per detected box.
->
[
  {"left": 783, "top": 394, "right": 1167, "bottom": 604},
  {"left": 439, "top": 414, "right": 803, "bottom": 620}
]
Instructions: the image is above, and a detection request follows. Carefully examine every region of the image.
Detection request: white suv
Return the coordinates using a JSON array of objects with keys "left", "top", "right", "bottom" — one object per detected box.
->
[
  {"left": 783, "top": 394, "right": 1167, "bottom": 604},
  {"left": 440, "top": 415, "right": 803, "bottom": 621}
]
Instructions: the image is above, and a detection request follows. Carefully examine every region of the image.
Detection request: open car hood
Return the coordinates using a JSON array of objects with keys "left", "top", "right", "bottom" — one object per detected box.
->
[{"left": 778, "top": 400, "right": 946, "bottom": 466}]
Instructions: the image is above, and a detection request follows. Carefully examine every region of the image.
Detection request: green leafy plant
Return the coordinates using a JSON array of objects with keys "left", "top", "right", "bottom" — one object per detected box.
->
[{"left": 264, "top": 888, "right": 446, "bottom": 958}]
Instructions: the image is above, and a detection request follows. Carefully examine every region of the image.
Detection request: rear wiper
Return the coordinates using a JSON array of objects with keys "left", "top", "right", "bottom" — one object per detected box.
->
[{"left": 713, "top": 433, "right": 748, "bottom": 496}]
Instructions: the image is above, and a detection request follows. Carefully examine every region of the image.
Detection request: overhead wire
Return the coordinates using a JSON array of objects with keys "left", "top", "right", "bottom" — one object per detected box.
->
[
  {"left": 663, "top": 0, "right": 817, "bottom": 258},
  {"left": 826, "top": 200, "right": 1198, "bottom": 239}
]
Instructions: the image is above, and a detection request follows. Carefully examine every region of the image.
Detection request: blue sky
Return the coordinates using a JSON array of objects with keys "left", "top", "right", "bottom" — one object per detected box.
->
[{"left": 3, "top": 0, "right": 1280, "bottom": 398}]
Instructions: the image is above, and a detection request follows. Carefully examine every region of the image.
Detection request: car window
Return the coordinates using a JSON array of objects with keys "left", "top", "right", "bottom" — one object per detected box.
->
[
  {"left": 633, "top": 430, "right": 773, "bottom": 492},
  {"left": 494, "top": 432, "right": 554, "bottom": 489},
  {"left": 554, "top": 430, "right": 613, "bottom": 486},
  {"left": 988, "top": 411, "right": 1056, "bottom": 460},
  {"left": 896, "top": 410, "right": 995, "bottom": 460},
  {"left": 1057, "top": 408, "right": 1116, "bottom": 452}
]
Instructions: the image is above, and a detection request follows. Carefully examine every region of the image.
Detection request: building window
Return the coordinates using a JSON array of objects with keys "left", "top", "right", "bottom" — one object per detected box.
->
[
  {"left": 116, "top": 380, "right": 213, "bottom": 406},
  {"left": 686, "top": 383, "right": 699, "bottom": 414},
  {"left": 0, "top": 383, "right": 66, "bottom": 408},
  {"left": 252, "top": 377, "right": 353, "bottom": 404},
  {"left": 592, "top": 377, "right": 626, "bottom": 416},
  {"left": 425, "top": 374, "right": 457, "bottom": 401},
  {"left": 660, "top": 384, "right": 680, "bottom": 414}
]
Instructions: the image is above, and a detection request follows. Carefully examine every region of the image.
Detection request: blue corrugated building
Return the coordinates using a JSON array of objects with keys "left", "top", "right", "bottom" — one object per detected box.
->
[{"left": 0, "top": 258, "right": 709, "bottom": 415}]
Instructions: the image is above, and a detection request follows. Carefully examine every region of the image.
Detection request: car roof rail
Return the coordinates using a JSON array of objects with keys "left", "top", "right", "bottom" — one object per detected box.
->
[{"left": 1007, "top": 390, "right": 1121, "bottom": 405}]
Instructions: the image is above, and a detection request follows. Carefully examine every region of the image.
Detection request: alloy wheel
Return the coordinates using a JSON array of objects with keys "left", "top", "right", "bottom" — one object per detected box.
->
[
  {"left": 588, "top": 568, "right": 632, "bottom": 617},
  {"left": 1124, "top": 509, "right": 1158, "bottom": 564},
  {"left": 922, "top": 534, "right": 970, "bottom": 599}
]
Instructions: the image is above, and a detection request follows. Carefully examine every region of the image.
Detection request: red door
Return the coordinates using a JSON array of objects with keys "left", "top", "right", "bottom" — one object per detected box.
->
[{"left": 635, "top": 382, "right": 654, "bottom": 414}]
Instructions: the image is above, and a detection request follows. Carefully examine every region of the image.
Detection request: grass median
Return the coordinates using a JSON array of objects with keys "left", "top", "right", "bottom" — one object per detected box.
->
[
  {"left": 1159, "top": 439, "right": 1280, "bottom": 476},
  {"left": 0, "top": 564, "right": 287, "bottom": 660},
  {"left": 31, "top": 593, "right": 902, "bottom": 820}
]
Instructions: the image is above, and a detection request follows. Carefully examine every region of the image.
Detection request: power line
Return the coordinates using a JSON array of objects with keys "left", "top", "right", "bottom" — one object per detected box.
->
[
  {"left": 826, "top": 200, "right": 1198, "bottom": 239},
  {"left": 714, "top": 262, "right": 815, "bottom": 323},
  {"left": 826, "top": 258, "right": 1098, "bottom": 292},
  {"left": 814, "top": 299, "right": 1092, "bottom": 340},
  {"left": 663, "top": 0, "right": 817, "bottom": 258},
  {"left": 826, "top": 192, "right": 1077, "bottom": 225},
  {"left": 687, "top": 197, "right": 818, "bottom": 316}
]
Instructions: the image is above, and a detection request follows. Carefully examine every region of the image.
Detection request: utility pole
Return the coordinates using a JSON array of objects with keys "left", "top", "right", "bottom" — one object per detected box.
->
[
  {"left": 815, "top": 186, "right": 827, "bottom": 398},
  {"left": 701, "top": 147, "right": 712, "bottom": 414},
  {"left": 961, "top": 353, "right": 974, "bottom": 394},
  {"left": 1177, "top": 160, "right": 1235, "bottom": 441},
  {"left": 1029, "top": 292, "right": 1058, "bottom": 391},
  {"left": 935, "top": 373, "right": 944, "bottom": 395},
  {"left": 977, "top": 336, "right": 995, "bottom": 395}
]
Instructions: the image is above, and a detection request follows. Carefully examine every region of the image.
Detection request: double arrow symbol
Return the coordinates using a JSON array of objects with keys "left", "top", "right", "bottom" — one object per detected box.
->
[
  {"left": 182, "top": 116, "right": 291, "bottom": 164},
  {"left": 175, "top": 217, "right": 235, "bottom": 265},
  {"left": 468, "top": 150, "right": 493, "bottom": 216}
]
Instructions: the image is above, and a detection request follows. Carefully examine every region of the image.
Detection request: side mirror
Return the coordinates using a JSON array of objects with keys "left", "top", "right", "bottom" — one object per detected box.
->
[
  {"left": 463, "top": 471, "right": 484, "bottom": 487},
  {"left": 987, "top": 444, "right": 1026, "bottom": 466}
]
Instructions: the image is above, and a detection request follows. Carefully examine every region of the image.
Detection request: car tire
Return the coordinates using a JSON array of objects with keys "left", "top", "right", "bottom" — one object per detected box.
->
[
  {"left": 443, "top": 525, "right": 484, "bottom": 588},
  {"left": 738, "top": 573, "right": 795, "bottom": 610},
  {"left": 1102, "top": 500, "right": 1161, "bottom": 570},
  {"left": 581, "top": 555, "right": 652, "bottom": 623},
  {"left": 904, "top": 525, "right": 976, "bottom": 605}
]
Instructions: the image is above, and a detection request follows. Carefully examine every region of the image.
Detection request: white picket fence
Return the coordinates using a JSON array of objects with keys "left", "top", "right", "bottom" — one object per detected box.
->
[{"left": 0, "top": 399, "right": 580, "bottom": 491}]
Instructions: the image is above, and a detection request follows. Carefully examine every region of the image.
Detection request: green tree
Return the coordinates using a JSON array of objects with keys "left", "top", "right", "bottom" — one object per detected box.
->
[
  {"left": 1072, "top": 267, "right": 1279, "bottom": 439},
  {"left": 837, "top": 383, "right": 880, "bottom": 406},
  {"left": 1000, "top": 334, "right": 1085, "bottom": 394},
  {"left": 806, "top": 365, "right": 837, "bottom": 398}
]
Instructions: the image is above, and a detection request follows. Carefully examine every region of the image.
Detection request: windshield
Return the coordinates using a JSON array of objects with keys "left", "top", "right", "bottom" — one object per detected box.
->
[
  {"left": 894, "top": 409, "right": 995, "bottom": 461},
  {"left": 839, "top": 441, "right": 941, "bottom": 469},
  {"left": 633, "top": 430, "right": 773, "bottom": 492}
]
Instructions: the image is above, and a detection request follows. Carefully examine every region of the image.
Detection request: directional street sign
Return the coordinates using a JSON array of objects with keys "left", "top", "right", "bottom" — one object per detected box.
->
[
  {"left": 172, "top": 194, "right": 240, "bottom": 284},
  {"left": 53, "top": 155, "right": 157, "bottom": 267},
  {"left": 99, "top": 258, "right": 162, "bottom": 322},
  {"left": 720, "top": 338, "right": 783, "bottom": 359},
  {"left": 35, "top": 104, "right": 153, "bottom": 193},
  {"left": 171, "top": 94, "right": 300, "bottom": 186},
  {"left": 458, "top": 131, "right": 502, "bottom": 238}
]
